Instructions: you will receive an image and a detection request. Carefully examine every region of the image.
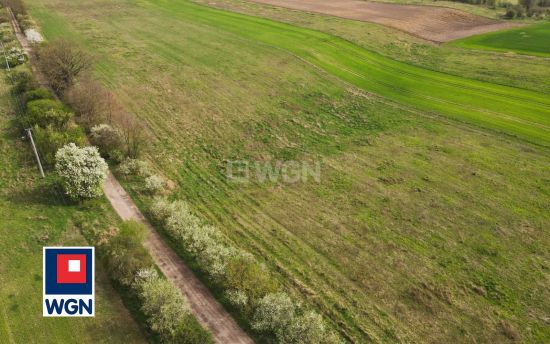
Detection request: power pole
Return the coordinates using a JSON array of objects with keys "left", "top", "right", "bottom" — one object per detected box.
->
[{"left": 25, "top": 128, "right": 45, "bottom": 178}]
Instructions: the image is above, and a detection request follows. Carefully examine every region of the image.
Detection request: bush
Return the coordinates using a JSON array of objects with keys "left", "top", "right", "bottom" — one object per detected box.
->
[
  {"left": 24, "top": 87, "right": 54, "bottom": 104},
  {"left": 144, "top": 175, "right": 165, "bottom": 194},
  {"left": 55, "top": 143, "right": 108, "bottom": 200},
  {"left": 225, "top": 289, "right": 249, "bottom": 309},
  {"left": 105, "top": 221, "right": 154, "bottom": 286},
  {"left": 135, "top": 268, "right": 214, "bottom": 344},
  {"left": 32, "top": 124, "right": 85, "bottom": 166},
  {"left": 24, "top": 99, "right": 73, "bottom": 129},
  {"left": 100, "top": 222, "right": 212, "bottom": 343},
  {"left": 113, "top": 111, "right": 146, "bottom": 158},
  {"left": 118, "top": 158, "right": 151, "bottom": 177},
  {"left": 280, "top": 311, "right": 329, "bottom": 344},
  {"left": 16, "top": 13, "right": 35, "bottom": 32},
  {"left": 90, "top": 123, "right": 123, "bottom": 161},
  {"left": 4, "top": 46, "right": 26, "bottom": 68},
  {"left": 9, "top": 69, "right": 34, "bottom": 94},
  {"left": 136, "top": 269, "right": 191, "bottom": 339},
  {"left": 252, "top": 293, "right": 295, "bottom": 333},
  {"left": 0, "top": 22, "right": 14, "bottom": 44}
]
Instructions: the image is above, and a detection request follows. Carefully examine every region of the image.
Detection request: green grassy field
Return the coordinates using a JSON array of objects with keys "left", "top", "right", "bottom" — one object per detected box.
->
[
  {"left": 24, "top": 0, "right": 550, "bottom": 342},
  {"left": 0, "top": 71, "right": 146, "bottom": 343},
  {"left": 452, "top": 22, "right": 550, "bottom": 57},
  {"left": 194, "top": 0, "right": 550, "bottom": 94}
]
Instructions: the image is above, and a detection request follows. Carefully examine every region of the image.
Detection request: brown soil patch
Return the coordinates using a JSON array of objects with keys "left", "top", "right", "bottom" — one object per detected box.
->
[{"left": 248, "top": 0, "right": 517, "bottom": 42}]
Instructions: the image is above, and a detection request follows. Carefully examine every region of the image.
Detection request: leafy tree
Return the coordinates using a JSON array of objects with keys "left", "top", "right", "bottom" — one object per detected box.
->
[
  {"left": 32, "top": 124, "right": 85, "bottom": 166},
  {"left": 24, "top": 99, "right": 72, "bottom": 129},
  {"left": 54, "top": 143, "right": 108, "bottom": 200}
]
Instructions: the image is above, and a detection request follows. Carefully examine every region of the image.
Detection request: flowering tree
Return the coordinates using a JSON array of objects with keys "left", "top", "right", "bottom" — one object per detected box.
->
[{"left": 55, "top": 143, "right": 108, "bottom": 200}]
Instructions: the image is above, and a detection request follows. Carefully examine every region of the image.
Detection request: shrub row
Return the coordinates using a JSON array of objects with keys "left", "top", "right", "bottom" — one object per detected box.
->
[
  {"left": 9, "top": 69, "right": 86, "bottom": 166},
  {"left": 0, "top": 9, "right": 26, "bottom": 68},
  {"left": 81, "top": 220, "right": 213, "bottom": 344},
  {"left": 150, "top": 197, "right": 341, "bottom": 343}
]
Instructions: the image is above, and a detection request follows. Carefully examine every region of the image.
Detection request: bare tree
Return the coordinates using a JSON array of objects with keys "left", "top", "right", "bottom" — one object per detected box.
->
[
  {"left": 38, "top": 39, "right": 91, "bottom": 95},
  {"left": 113, "top": 111, "right": 146, "bottom": 158},
  {"left": 66, "top": 75, "right": 108, "bottom": 130}
]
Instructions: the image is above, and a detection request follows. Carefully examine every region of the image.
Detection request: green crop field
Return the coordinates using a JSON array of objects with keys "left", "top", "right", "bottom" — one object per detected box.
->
[
  {"left": 452, "top": 22, "right": 550, "bottom": 57},
  {"left": 23, "top": 0, "right": 550, "bottom": 342},
  {"left": 0, "top": 73, "right": 146, "bottom": 342}
]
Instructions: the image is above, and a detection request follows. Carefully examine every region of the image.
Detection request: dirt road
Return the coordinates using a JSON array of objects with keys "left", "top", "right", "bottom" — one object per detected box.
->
[
  {"left": 248, "top": 0, "right": 517, "bottom": 42},
  {"left": 103, "top": 173, "right": 254, "bottom": 344},
  {"left": 8, "top": 8, "right": 253, "bottom": 343}
]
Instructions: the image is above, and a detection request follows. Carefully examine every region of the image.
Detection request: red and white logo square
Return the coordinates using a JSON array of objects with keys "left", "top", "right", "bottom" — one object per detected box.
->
[{"left": 56, "top": 254, "right": 87, "bottom": 284}]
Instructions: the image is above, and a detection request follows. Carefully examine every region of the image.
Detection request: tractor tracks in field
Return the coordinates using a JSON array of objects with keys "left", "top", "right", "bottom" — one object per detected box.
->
[{"left": 8, "top": 9, "right": 254, "bottom": 344}]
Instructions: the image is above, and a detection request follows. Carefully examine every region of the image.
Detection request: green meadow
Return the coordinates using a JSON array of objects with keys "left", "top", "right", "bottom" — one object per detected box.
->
[
  {"left": 25, "top": 0, "right": 550, "bottom": 342},
  {"left": 452, "top": 22, "right": 550, "bottom": 57}
]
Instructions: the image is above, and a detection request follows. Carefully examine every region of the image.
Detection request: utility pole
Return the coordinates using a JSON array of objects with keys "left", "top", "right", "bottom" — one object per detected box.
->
[{"left": 25, "top": 128, "right": 45, "bottom": 178}]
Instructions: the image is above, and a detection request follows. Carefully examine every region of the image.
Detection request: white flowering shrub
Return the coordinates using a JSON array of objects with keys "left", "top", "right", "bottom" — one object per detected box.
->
[
  {"left": 118, "top": 158, "right": 151, "bottom": 177},
  {"left": 252, "top": 292, "right": 295, "bottom": 333},
  {"left": 137, "top": 270, "right": 191, "bottom": 340},
  {"left": 225, "top": 289, "right": 248, "bottom": 308},
  {"left": 5, "top": 46, "right": 26, "bottom": 68},
  {"left": 281, "top": 311, "right": 334, "bottom": 344},
  {"left": 55, "top": 143, "right": 108, "bottom": 200},
  {"left": 134, "top": 267, "right": 158, "bottom": 286},
  {"left": 144, "top": 175, "right": 165, "bottom": 194},
  {"left": 150, "top": 197, "right": 177, "bottom": 224},
  {"left": 25, "top": 28, "right": 44, "bottom": 43}
]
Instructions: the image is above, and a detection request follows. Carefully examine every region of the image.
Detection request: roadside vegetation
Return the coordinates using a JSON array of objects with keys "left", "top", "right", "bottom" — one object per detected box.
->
[
  {"left": 20, "top": 0, "right": 550, "bottom": 342},
  {"left": 0, "top": 4, "right": 213, "bottom": 342},
  {"left": 0, "top": 45, "right": 146, "bottom": 344}
]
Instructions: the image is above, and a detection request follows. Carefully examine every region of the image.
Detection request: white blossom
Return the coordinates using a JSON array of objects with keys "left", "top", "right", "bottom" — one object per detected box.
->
[
  {"left": 55, "top": 143, "right": 108, "bottom": 200},
  {"left": 144, "top": 174, "right": 165, "bottom": 194},
  {"left": 25, "top": 28, "right": 44, "bottom": 43}
]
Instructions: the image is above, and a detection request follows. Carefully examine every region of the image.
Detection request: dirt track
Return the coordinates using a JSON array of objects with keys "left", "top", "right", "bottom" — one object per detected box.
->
[
  {"left": 103, "top": 173, "right": 254, "bottom": 344},
  {"left": 248, "top": 0, "right": 516, "bottom": 42}
]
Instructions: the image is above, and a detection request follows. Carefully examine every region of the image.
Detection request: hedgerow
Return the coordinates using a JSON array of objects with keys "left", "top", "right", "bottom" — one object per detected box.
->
[{"left": 150, "top": 197, "right": 341, "bottom": 343}]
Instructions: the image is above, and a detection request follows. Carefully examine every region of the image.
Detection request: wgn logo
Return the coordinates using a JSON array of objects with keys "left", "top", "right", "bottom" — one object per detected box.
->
[{"left": 43, "top": 247, "right": 95, "bottom": 317}]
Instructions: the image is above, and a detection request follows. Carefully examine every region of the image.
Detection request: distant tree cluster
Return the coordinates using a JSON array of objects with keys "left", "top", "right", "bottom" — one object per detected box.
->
[{"left": 442, "top": 0, "right": 550, "bottom": 18}]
